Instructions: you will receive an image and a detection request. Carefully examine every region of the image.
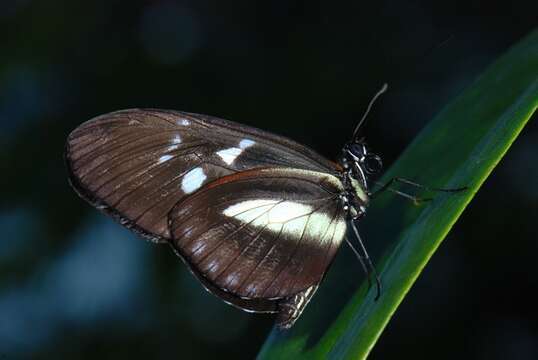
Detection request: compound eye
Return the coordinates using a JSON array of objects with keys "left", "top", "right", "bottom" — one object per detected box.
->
[
  {"left": 364, "top": 154, "right": 383, "bottom": 174},
  {"left": 348, "top": 143, "right": 364, "bottom": 158}
]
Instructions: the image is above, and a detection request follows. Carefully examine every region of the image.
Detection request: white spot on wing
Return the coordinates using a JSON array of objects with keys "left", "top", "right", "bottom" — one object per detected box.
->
[
  {"left": 158, "top": 155, "right": 173, "bottom": 163},
  {"left": 177, "top": 119, "right": 190, "bottom": 126},
  {"left": 215, "top": 139, "right": 256, "bottom": 166},
  {"left": 304, "top": 212, "right": 330, "bottom": 240},
  {"left": 281, "top": 216, "right": 309, "bottom": 238},
  {"left": 267, "top": 201, "right": 312, "bottom": 222},
  {"left": 165, "top": 135, "right": 182, "bottom": 152},
  {"left": 223, "top": 199, "right": 277, "bottom": 218},
  {"left": 333, "top": 218, "right": 347, "bottom": 243},
  {"left": 216, "top": 147, "right": 243, "bottom": 165},
  {"left": 239, "top": 138, "right": 255, "bottom": 149},
  {"left": 172, "top": 134, "right": 182, "bottom": 144},
  {"left": 222, "top": 199, "right": 336, "bottom": 240},
  {"left": 181, "top": 167, "right": 207, "bottom": 194}
]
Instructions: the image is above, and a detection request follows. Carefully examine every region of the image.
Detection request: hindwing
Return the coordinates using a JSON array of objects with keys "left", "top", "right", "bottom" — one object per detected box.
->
[{"left": 168, "top": 168, "right": 347, "bottom": 300}]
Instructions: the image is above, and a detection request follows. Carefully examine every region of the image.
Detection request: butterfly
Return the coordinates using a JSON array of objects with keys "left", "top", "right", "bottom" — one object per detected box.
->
[{"left": 66, "top": 84, "right": 456, "bottom": 329}]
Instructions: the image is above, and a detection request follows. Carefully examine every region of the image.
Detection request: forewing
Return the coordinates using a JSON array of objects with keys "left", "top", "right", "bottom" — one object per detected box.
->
[
  {"left": 169, "top": 168, "right": 347, "bottom": 299},
  {"left": 66, "top": 109, "right": 339, "bottom": 242}
]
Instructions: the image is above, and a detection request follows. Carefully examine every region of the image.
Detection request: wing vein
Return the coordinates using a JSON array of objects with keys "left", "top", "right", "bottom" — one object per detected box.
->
[
  {"left": 212, "top": 222, "right": 271, "bottom": 285},
  {"left": 79, "top": 139, "right": 205, "bottom": 181},
  {"left": 191, "top": 201, "right": 282, "bottom": 264},
  {"left": 259, "top": 201, "right": 331, "bottom": 297},
  {"left": 95, "top": 142, "right": 207, "bottom": 198},
  {"left": 73, "top": 129, "right": 181, "bottom": 166},
  {"left": 282, "top": 202, "right": 340, "bottom": 297}
]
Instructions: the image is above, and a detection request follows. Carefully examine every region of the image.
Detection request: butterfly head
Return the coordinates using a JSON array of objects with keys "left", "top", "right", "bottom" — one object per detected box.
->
[
  {"left": 349, "top": 142, "right": 383, "bottom": 175},
  {"left": 342, "top": 141, "right": 383, "bottom": 185}
]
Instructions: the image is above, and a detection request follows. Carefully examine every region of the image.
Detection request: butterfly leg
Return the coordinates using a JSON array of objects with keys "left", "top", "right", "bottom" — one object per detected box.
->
[
  {"left": 346, "top": 223, "right": 382, "bottom": 300},
  {"left": 275, "top": 285, "right": 319, "bottom": 329},
  {"left": 371, "top": 177, "right": 467, "bottom": 204}
]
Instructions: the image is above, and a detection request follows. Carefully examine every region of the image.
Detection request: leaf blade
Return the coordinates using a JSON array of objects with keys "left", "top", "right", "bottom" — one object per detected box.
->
[{"left": 258, "top": 28, "right": 538, "bottom": 360}]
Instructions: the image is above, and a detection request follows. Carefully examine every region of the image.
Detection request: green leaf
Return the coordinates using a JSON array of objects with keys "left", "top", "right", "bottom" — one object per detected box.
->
[{"left": 258, "top": 29, "right": 538, "bottom": 360}]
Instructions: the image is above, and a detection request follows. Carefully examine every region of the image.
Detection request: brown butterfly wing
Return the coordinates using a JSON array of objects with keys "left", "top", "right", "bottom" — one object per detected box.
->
[
  {"left": 66, "top": 109, "right": 339, "bottom": 243},
  {"left": 168, "top": 167, "right": 347, "bottom": 300}
]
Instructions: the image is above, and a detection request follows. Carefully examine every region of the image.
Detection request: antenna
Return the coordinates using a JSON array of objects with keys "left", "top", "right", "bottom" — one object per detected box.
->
[{"left": 352, "top": 83, "right": 388, "bottom": 141}]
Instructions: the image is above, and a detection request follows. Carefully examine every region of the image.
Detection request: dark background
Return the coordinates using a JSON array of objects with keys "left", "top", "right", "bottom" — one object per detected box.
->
[{"left": 1, "top": 1, "right": 537, "bottom": 359}]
